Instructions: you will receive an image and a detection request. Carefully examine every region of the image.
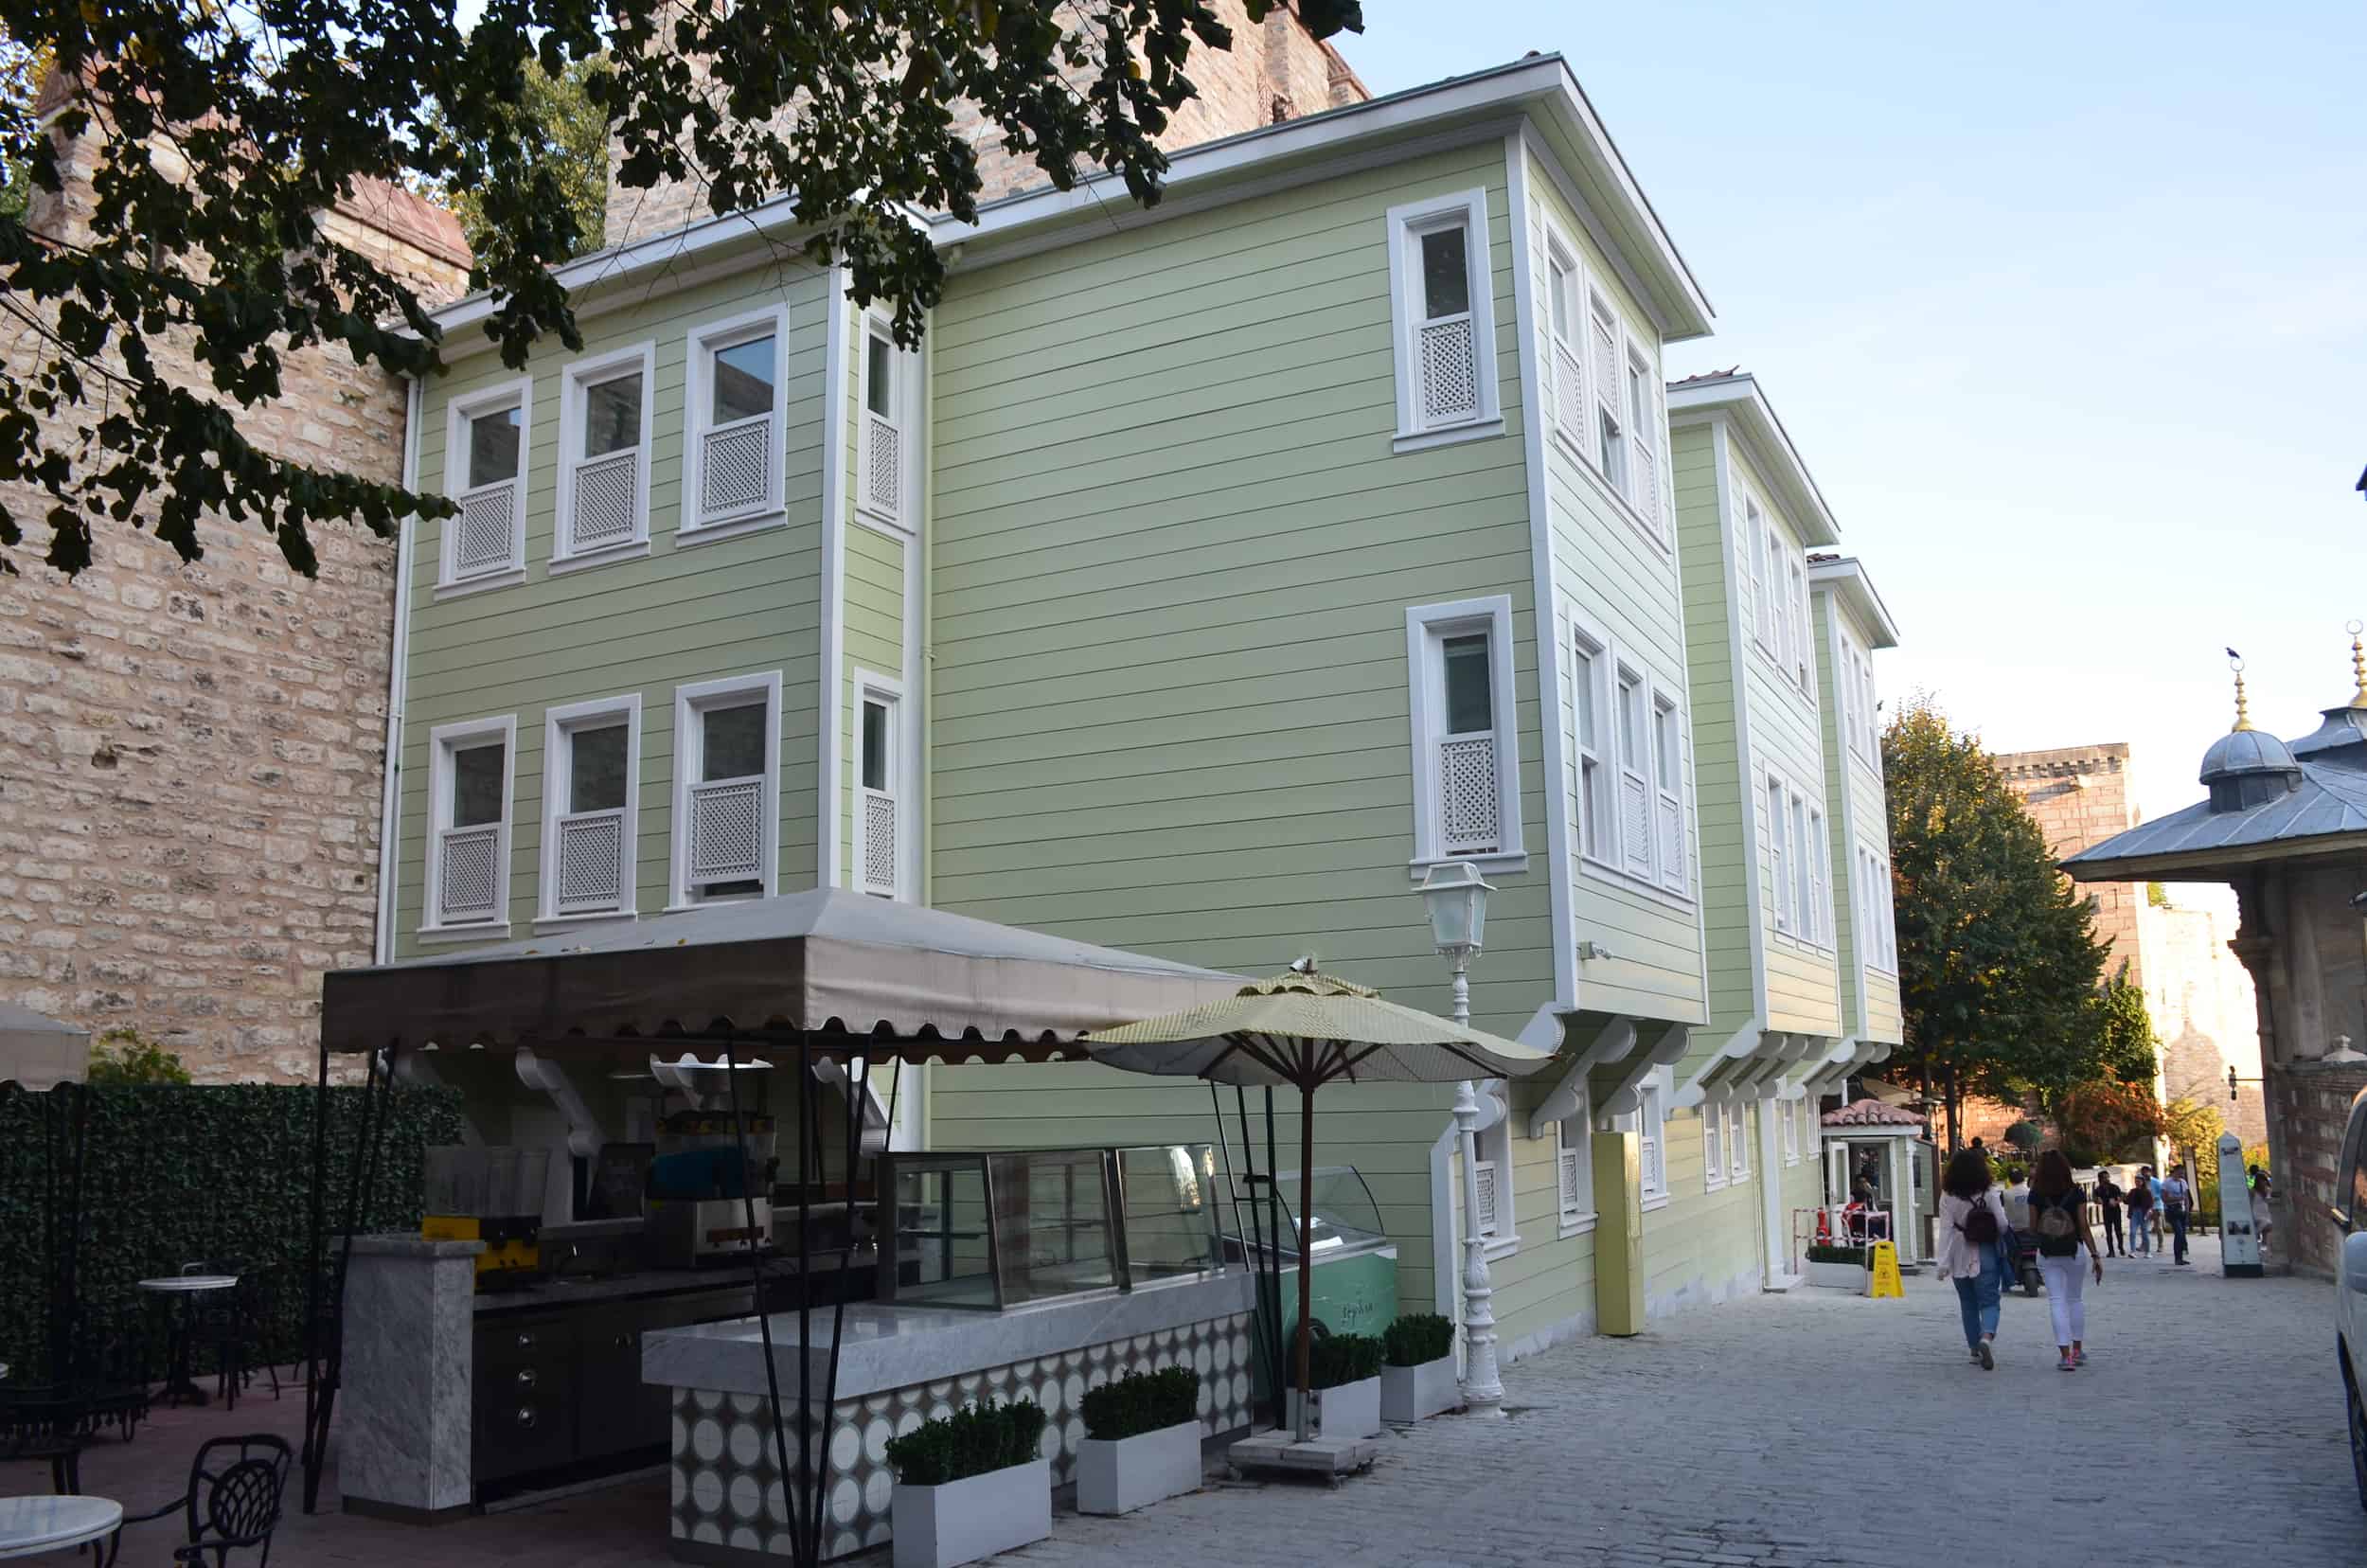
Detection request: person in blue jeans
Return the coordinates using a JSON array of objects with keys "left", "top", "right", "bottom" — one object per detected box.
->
[
  {"left": 1936, "top": 1147, "right": 2010, "bottom": 1370},
  {"left": 2161, "top": 1168, "right": 2192, "bottom": 1264}
]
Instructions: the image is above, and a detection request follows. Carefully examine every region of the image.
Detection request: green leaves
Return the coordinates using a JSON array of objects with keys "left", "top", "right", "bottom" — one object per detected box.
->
[
  {"left": 1077, "top": 1364, "right": 1199, "bottom": 1441},
  {"left": 881, "top": 1398, "right": 1048, "bottom": 1485},
  {"left": 0, "top": 0, "right": 1363, "bottom": 576}
]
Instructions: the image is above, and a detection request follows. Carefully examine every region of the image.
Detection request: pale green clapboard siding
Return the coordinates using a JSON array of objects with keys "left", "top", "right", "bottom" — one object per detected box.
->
[
  {"left": 1527, "top": 147, "right": 1706, "bottom": 1028},
  {"left": 922, "top": 140, "right": 1552, "bottom": 1338},
  {"left": 1640, "top": 1103, "right": 1766, "bottom": 1315},
  {"left": 1818, "top": 588, "right": 1906, "bottom": 1045},
  {"left": 842, "top": 519, "right": 906, "bottom": 881},
  {"left": 1671, "top": 425, "right": 1755, "bottom": 1038},
  {"left": 395, "top": 266, "right": 832, "bottom": 953}
]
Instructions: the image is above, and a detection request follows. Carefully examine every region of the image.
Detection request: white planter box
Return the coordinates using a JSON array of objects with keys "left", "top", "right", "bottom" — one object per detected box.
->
[
  {"left": 1806, "top": 1260, "right": 1868, "bottom": 1292},
  {"left": 1380, "top": 1355, "right": 1461, "bottom": 1423},
  {"left": 891, "top": 1456, "right": 1051, "bottom": 1568},
  {"left": 1076, "top": 1418, "right": 1202, "bottom": 1516},
  {"left": 1285, "top": 1376, "right": 1381, "bottom": 1440}
]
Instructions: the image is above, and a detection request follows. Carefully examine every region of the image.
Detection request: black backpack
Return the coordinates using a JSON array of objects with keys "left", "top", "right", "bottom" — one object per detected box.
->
[{"left": 1958, "top": 1192, "right": 2000, "bottom": 1246}]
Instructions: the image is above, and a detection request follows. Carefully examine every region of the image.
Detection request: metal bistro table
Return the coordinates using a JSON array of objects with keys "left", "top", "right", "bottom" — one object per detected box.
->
[
  {"left": 135, "top": 1275, "right": 237, "bottom": 1409},
  {"left": 0, "top": 1495, "right": 123, "bottom": 1560}
]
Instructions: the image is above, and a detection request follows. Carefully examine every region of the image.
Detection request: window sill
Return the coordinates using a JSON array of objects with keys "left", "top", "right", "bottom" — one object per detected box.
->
[
  {"left": 1771, "top": 931, "right": 1836, "bottom": 960},
  {"left": 433, "top": 567, "right": 525, "bottom": 602},
  {"left": 1575, "top": 851, "right": 1696, "bottom": 911},
  {"left": 661, "top": 892, "right": 772, "bottom": 915},
  {"left": 415, "top": 922, "right": 513, "bottom": 946},
  {"left": 1557, "top": 1212, "right": 1598, "bottom": 1240},
  {"left": 1480, "top": 1233, "right": 1521, "bottom": 1263},
  {"left": 1705, "top": 1177, "right": 1727, "bottom": 1193},
  {"left": 1640, "top": 1192, "right": 1672, "bottom": 1214},
  {"left": 1393, "top": 415, "right": 1504, "bottom": 455},
  {"left": 548, "top": 539, "right": 651, "bottom": 578},
  {"left": 676, "top": 509, "right": 788, "bottom": 549},
  {"left": 851, "top": 504, "right": 914, "bottom": 540},
  {"left": 1553, "top": 429, "right": 1669, "bottom": 555},
  {"left": 532, "top": 909, "right": 638, "bottom": 935},
  {"left": 1405, "top": 849, "right": 1529, "bottom": 882}
]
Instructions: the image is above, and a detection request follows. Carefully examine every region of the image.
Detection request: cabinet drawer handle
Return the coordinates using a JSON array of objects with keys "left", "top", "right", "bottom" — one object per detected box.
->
[
  {"left": 515, "top": 1405, "right": 536, "bottom": 1429},
  {"left": 514, "top": 1332, "right": 535, "bottom": 1351},
  {"left": 615, "top": 1333, "right": 634, "bottom": 1349},
  {"left": 514, "top": 1368, "right": 536, "bottom": 1391}
]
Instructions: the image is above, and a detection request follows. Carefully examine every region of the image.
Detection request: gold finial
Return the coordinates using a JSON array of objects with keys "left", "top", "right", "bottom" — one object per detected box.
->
[
  {"left": 2228, "top": 649, "right": 2254, "bottom": 733},
  {"left": 2349, "top": 620, "right": 2366, "bottom": 707}
]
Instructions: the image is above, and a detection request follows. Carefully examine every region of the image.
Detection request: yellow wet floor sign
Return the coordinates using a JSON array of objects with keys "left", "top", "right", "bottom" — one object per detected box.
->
[{"left": 1867, "top": 1239, "right": 1903, "bottom": 1298}]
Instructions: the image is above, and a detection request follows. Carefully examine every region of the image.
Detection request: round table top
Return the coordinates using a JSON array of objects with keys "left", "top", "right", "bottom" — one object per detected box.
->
[
  {"left": 135, "top": 1274, "right": 238, "bottom": 1292},
  {"left": 0, "top": 1495, "right": 122, "bottom": 1559}
]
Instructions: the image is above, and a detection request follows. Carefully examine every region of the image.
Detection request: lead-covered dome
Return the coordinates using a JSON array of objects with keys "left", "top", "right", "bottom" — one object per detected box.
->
[{"left": 2199, "top": 725, "right": 2301, "bottom": 811}]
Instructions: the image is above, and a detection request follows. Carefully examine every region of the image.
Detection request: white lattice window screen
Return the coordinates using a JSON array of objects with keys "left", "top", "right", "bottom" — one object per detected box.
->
[
  {"left": 453, "top": 482, "right": 518, "bottom": 577},
  {"left": 1641, "top": 1130, "right": 1664, "bottom": 1197},
  {"left": 1472, "top": 1159, "right": 1500, "bottom": 1238},
  {"left": 1541, "top": 233, "right": 1584, "bottom": 445},
  {"left": 1730, "top": 1105, "right": 1751, "bottom": 1179},
  {"left": 863, "top": 417, "right": 901, "bottom": 519},
  {"left": 1704, "top": 1106, "right": 1725, "bottom": 1184},
  {"left": 687, "top": 777, "right": 763, "bottom": 883},
  {"left": 1420, "top": 317, "right": 1478, "bottom": 424},
  {"left": 701, "top": 417, "right": 772, "bottom": 520},
  {"left": 860, "top": 792, "right": 898, "bottom": 897},
  {"left": 436, "top": 824, "right": 502, "bottom": 924},
  {"left": 569, "top": 450, "right": 638, "bottom": 553},
  {"left": 555, "top": 811, "right": 625, "bottom": 913},
  {"left": 1437, "top": 735, "right": 1500, "bottom": 855},
  {"left": 1412, "top": 220, "right": 1479, "bottom": 427},
  {"left": 1590, "top": 302, "right": 1623, "bottom": 486},
  {"left": 1557, "top": 1146, "right": 1582, "bottom": 1215}
]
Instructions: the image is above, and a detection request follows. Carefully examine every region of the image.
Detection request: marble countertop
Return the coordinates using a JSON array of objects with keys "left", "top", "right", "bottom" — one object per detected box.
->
[
  {"left": 641, "top": 1270, "right": 1253, "bottom": 1399},
  {"left": 473, "top": 1255, "right": 868, "bottom": 1315}
]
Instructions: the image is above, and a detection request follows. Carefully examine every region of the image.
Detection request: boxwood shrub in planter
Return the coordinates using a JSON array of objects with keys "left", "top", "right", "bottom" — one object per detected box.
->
[
  {"left": 1379, "top": 1313, "right": 1460, "bottom": 1424},
  {"left": 1284, "top": 1332, "right": 1382, "bottom": 1441},
  {"left": 1804, "top": 1243, "right": 1869, "bottom": 1291},
  {"left": 1076, "top": 1365, "right": 1202, "bottom": 1516},
  {"left": 884, "top": 1399, "right": 1051, "bottom": 1568}
]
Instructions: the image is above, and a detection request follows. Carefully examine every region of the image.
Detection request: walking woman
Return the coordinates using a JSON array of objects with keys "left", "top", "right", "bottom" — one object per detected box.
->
[
  {"left": 2028, "top": 1151, "right": 2105, "bottom": 1369},
  {"left": 2125, "top": 1164, "right": 2154, "bottom": 1256},
  {"left": 1937, "top": 1147, "right": 2009, "bottom": 1370}
]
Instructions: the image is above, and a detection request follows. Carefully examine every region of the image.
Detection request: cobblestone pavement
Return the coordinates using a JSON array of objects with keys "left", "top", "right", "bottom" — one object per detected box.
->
[{"left": 13, "top": 1236, "right": 2357, "bottom": 1566}]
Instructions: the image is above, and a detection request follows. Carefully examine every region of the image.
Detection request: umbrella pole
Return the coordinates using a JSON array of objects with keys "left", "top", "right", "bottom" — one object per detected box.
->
[{"left": 1292, "top": 1066, "right": 1316, "bottom": 1445}]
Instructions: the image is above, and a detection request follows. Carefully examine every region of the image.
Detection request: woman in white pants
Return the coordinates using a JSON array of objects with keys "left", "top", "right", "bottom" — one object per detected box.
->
[{"left": 2027, "top": 1150, "right": 2105, "bottom": 1369}]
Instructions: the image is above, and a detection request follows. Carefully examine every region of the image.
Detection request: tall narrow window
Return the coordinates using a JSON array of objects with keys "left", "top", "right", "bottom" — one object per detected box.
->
[
  {"left": 685, "top": 308, "right": 788, "bottom": 535},
  {"left": 1789, "top": 792, "right": 1811, "bottom": 938},
  {"left": 1807, "top": 806, "right": 1831, "bottom": 946},
  {"left": 1651, "top": 690, "right": 1683, "bottom": 891},
  {"left": 1859, "top": 654, "right": 1882, "bottom": 765},
  {"left": 1556, "top": 1100, "right": 1594, "bottom": 1229},
  {"left": 1626, "top": 347, "right": 1660, "bottom": 533},
  {"left": 856, "top": 683, "right": 901, "bottom": 899},
  {"left": 858, "top": 319, "right": 907, "bottom": 526},
  {"left": 1615, "top": 665, "right": 1651, "bottom": 878},
  {"left": 541, "top": 697, "right": 638, "bottom": 920},
  {"left": 1704, "top": 1102, "right": 1726, "bottom": 1188},
  {"left": 427, "top": 717, "right": 515, "bottom": 930},
  {"left": 1636, "top": 1076, "right": 1668, "bottom": 1203},
  {"left": 1407, "top": 597, "right": 1520, "bottom": 867},
  {"left": 1388, "top": 188, "right": 1498, "bottom": 446},
  {"left": 1473, "top": 1092, "right": 1512, "bottom": 1243},
  {"left": 1729, "top": 1101, "right": 1752, "bottom": 1181},
  {"left": 1768, "top": 776, "right": 1791, "bottom": 935},
  {"left": 1746, "top": 498, "right": 1774, "bottom": 653},
  {"left": 1590, "top": 295, "right": 1626, "bottom": 493},
  {"left": 1782, "top": 1097, "right": 1801, "bottom": 1164},
  {"left": 556, "top": 344, "right": 653, "bottom": 565},
  {"left": 1790, "top": 555, "right": 1812, "bottom": 691},
  {"left": 672, "top": 672, "right": 780, "bottom": 905},
  {"left": 1545, "top": 237, "right": 1584, "bottom": 447},
  {"left": 440, "top": 382, "right": 529, "bottom": 587},
  {"left": 1573, "top": 631, "right": 1611, "bottom": 863}
]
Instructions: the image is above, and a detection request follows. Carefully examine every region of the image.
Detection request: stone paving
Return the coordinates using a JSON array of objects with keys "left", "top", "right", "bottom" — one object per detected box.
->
[{"left": 12, "top": 1234, "right": 2358, "bottom": 1565}]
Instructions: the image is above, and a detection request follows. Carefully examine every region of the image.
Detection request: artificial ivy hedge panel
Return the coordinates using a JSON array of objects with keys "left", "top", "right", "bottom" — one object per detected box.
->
[{"left": 0, "top": 1083, "right": 463, "bottom": 1381}]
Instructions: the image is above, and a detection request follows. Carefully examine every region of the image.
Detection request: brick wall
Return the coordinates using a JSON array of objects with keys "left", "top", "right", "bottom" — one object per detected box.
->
[
  {"left": 1998, "top": 742, "right": 2144, "bottom": 985},
  {"left": 0, "top": 115, "right": 469, "bottom": 1083},
  {"left": 2268, "top": 1060, "right": 2367, "bottom": 1277},
  {"left": 603, "top": 1, "right": 1370, "bottom": 247}
]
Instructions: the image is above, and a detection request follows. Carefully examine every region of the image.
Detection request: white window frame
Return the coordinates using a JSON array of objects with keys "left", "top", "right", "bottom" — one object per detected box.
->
[
  {"left": 552, "top": 341, "right": 656, "bottom": 573},
  {"left": 1782, "top": 1096, "right": 1802, "bottom": 1166},
  {"left": 1632, "top": 1069, "right": 1670, "bottom": 1209},
  {"left": 1541, "top": 224, "right": 1587, "bottom": 454},
  {"left": 1807, "top": 804, "right": 1833, "bottom": 949},
  {"left": 1614, "top": 660, "right": 1652, "bottom": 881},
  {"left": 1571, "top": 624, "right": 1614, "bottom": 869},
  {"left": 1624, "top": 340, "right": 1664, "bottom": 542},
  {"left": 1405, "top": 596, "right": 1523, "bottom": 874},
  {"left": 668, "top": 670, "right": 782, "bottom": 908},
  {"left": 1385, "top": 187, "right": 1503, "bottom": 452},
  {"left": 1555, "top": 1095, "right": 1596, "bottom": 1237},
  {"left": 1860, "top": 843, "right": 1899, "bottom": 973},
  {"left": 1566, "top": 609, "right": 1691, "bottom": 903},
  {"left": 436, "top": 378, "right": 532, "bottom": 596},
  {"left": 1728, "top": 1099, "right": 1752, "bottom": 1183},
  {"left": 680, "top": 304, "right": 791, "bottom": 543},
  {"left": 1856, "top": 649, "right": 1882, "bottom": 768},
  {"left": 855, "top": 312, "right": 916, "bottom": 533},
  {"left": 1703, "top": 1100, "right": 1728, "bottom": 1191},
  {"left": 1837, "top": 628, "right": 1865, "bottom": 761},
  {"left": 421, "top": 713, "right": 517, "bottom": 936},
  {"left": 1472, "top": 1085, "right": 1517, "bottom": 1257},
  {"left": 1650, "top": 685, "right": 1685, "bottom": 895},
  {"left": 1767, "top": 773, "right": 1793, "bottom": 936},
  {"left": 1789, "top": 553, "right": 1813, "bottom": 694},
  {"left": 1767, "top": 769, "right": 1835, "bottom": 953},
  {"left": 1745, "top": 495, "right": 1775, "bottom": 655},
  {"left": 852, "top": 669, "right": 908, "bottom": 900},
  {"left": 537, "top": 694, "right": 641, "bottom": 926}
]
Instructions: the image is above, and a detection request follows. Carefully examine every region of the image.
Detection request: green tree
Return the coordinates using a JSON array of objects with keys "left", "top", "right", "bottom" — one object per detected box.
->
[
  {"left": 2052, "top": 1078, "right": 2162, "bottom": 1166},
  {"left": 1884, "top": 697, "right": 2110, "bottom": 1149},
  {"left": 84, "top": 1025, "right": 191, "bottom": 1084},
  {"left": 2091, "top": 965, "right": 2158, "bottom": 1087},
  {"left": 428, "top": 56, "right": 612, "bottom": 264},
  {"left": 0, "top": 0, "right": 1362, "bottom": 578},
  {"left": 2160, "top": 1096, "right": 2225, "bottom": 1167}
]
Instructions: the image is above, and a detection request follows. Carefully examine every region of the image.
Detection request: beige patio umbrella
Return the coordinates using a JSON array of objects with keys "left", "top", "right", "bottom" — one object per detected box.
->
[{"left": 1084, "top": 965, "right": 1557, "bottom": 1442}]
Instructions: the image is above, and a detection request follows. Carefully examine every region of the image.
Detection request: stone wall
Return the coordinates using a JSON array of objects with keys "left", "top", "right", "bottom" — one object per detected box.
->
[
  {"left": 2266, "top": 1059, "right": 2367, "bottom": 1278},
  {"left": 1998, "top": 742, "right": 2144, "bottom": 984},
  {"left": 0, "top": 114, "right": 469, "bottom": 1082},
  {"left": 602, "top": 0, "right": 1369, "bottom": 247}
]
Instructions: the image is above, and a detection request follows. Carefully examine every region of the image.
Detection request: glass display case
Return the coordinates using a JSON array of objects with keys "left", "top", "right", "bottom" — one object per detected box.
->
[
  {"left": 1222, "top": 1166, "right": 1387, "bottom": 1261},
  {"left": 878, "top": 1144, "right": 1221, "bottom": 1310}
]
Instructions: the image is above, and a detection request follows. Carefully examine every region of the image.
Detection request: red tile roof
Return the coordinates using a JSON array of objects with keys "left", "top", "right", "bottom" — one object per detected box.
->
[{"left": 1821, "top": 1097, "right": 1924, "bottom": 1128}]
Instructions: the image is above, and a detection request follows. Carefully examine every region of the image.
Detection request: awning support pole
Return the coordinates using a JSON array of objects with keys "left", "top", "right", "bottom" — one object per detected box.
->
[
  {"left": 723, "top": 1032, "right": 807, "bottom": 1566},
  {"left": 299, "top": 1025, "right": 331, "bottom": 1508}
]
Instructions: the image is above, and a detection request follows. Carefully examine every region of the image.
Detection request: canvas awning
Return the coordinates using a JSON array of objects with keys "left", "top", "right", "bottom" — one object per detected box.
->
[
  {"left": 0, "top": 1001, "right": 90, "bottom": 1090},
  {"left": 318, "top": 888, "right": 1246, "bottom": 1060}
]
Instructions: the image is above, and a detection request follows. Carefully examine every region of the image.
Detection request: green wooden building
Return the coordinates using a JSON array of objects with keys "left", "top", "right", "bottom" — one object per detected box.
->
[{"left": 374, "top": 55, "right": 1899, "bottom": 1364}]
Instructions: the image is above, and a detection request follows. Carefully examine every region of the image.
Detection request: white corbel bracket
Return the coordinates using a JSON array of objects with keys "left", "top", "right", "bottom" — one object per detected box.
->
[
  {"left": 1671, "top": 1019, "right": 1763, "bottom": 1110},
  {"left": 1599, "top": 1020, "right": 1692, "bottom": 1120},
  {"left": 1526, "top": 1017, "right": 1636, "bottom": 1140},
  {"left": 394, "top": 1047, "right": 488, "bottom": 1145}
]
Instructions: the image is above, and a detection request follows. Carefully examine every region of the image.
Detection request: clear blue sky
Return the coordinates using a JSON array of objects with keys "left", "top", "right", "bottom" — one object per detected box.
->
[{"left": 1339, "top": 2, "right": 2366, "bottom": 830}]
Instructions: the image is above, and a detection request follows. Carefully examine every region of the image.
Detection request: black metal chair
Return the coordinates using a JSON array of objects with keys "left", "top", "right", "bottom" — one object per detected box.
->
[
  {"left": 0, "top": 1387, "right": 85, "bottom": 1494},
  {"left": 66, "top": 1294, "right": 155, "bottom": 1441},
  {"left": 106, "top": 1434, "right": 294, "bottom": 1566}
]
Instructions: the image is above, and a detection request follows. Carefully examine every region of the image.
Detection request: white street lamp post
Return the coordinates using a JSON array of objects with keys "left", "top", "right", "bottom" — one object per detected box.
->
[{"left": 1419, "top": 863, "right": 1504, "bottom": 1417}]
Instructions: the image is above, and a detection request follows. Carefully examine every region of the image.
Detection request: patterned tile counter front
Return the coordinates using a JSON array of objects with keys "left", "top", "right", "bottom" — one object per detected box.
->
[{"left": 646, "top": 1273, "right": 1255, "bottom": 1562}]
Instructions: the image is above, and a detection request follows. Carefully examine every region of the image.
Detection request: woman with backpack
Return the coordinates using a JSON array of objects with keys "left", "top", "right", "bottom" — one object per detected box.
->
[
  {"left": 1937, "top": 1147, "right": 2010, "bottom": 1369},
  {"left": 2028, "top": 1150, "right": 2105, "bottom": 1370}
]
